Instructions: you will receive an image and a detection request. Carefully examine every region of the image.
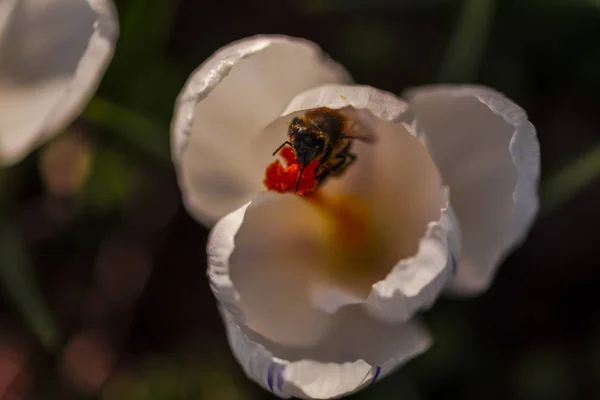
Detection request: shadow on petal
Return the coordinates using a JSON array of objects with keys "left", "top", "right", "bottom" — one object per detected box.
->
[{"left": 405, "top": 85, "right": 540, "bottom": 294}]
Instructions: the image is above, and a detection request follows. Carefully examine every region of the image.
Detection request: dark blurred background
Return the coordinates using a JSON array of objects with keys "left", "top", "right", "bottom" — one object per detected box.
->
[{"left": 1, "top": 0, "right": 600, "bottom": 399}]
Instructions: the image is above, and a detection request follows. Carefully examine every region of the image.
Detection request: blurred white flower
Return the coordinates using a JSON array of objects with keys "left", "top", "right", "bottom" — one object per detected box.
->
[
  {"left": 171, "top": 35, "right": 540, "bottom": 399},
  {"left": 0, "top": 0, "right": 118, "bottom": 166}
]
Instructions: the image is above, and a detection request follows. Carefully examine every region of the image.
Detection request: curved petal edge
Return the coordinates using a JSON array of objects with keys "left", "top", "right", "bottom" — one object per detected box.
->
[
  {"left": 0, "top": 0, "right": 119, "bottom": 166},
  {"left": 405, "top": 84, "right": 540, "bottom": 294},
  {"left": 220, "top": 308, "right": 431, "bottom": 399},
  {"left": 274, "top": 83, "right": 462, "bottom": 323},
  {"left": 208, "top": 197, "right": 433, "bottom": 399},
  {"left": 170, "top": 35, "right": 351, "bottom": 226},
  {"left": 365, "top": 189, "right": 462, "bottom": 323}
]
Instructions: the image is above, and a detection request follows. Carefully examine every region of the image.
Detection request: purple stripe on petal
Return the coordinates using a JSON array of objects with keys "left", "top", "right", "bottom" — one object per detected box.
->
[
  {"left": 277, "top": 364, "right": 286, "bottom": 392},
  {"left": 267, "top": 362, "right": 276, "bottom": 392},
  {"left": 371, "top": 366, "right": 381, "bottom": 384},
  {"left": 451, "top": 254, "right": 457, "bottom": 274}
]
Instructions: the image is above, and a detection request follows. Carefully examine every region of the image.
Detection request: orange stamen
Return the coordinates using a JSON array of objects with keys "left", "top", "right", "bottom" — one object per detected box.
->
[{"left": 263, "top": 146, "right": 319, "bottom": 196}]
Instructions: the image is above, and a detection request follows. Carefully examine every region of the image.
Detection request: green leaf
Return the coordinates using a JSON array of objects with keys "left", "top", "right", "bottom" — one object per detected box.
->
[
  {"left": 438, "top": 0, "right": 496, "bottom": 82},
  {"left": 101, "top": 1, "right": 184, "bottom": 112},
  {"left": 0, "top": 222, "right": 60, "bottom": 351},
  {"left": 113, "top": 0, "right": 180, "bottom": 68},
  {"left": 540, "top": 145, "right": 600, "bottom": 218},
  {"left": 83, "top": 97, "right": 171, "bottom": 165},
  {"left": 83, "top": 147, "right": 137, "bottom": 212}
]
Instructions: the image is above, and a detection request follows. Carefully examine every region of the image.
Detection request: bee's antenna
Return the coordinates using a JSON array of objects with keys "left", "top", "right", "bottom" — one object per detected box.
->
[
  {"left": 272, "top": 141, "right": 293, "bottom": 156},
  {"left": 296, "top": 152, "right": 307, "bottom": 193}
]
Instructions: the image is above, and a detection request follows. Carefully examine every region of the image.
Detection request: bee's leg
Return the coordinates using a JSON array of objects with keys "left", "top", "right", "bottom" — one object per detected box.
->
[
  {"left": 316, "top": 167, "right": 333, "bottom": 186},
  {"left": 317, "top": 149, "right": 356, "bottom": 184},
  {"left": 329, "top": 154, "right": 348, "bottom": 173},
  {"left": 315, "top": 157, "right": 341, "bottom": 185},
  {"left": 316, "top": 147, "right": 333, "bottom": 177},
  {"left": 344, "top": 152, "right": 357, "bottom": 168},
  {"left": 272, "top": 141, "right": 294, "bottom": 156},
  {"left": 329, "top": 152, "right": 357, "bottom": 177},
  {"left": 321, "top": 146, "right": 332, "bottom": 164}
]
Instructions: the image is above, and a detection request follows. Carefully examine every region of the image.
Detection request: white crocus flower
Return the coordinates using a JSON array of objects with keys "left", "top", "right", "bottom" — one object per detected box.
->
[
  {"left": 172, "top": 35, "right": 540, "bottom": 399},
  {"left": 0, "top": 0, "right": 118, "bottom": 166}
]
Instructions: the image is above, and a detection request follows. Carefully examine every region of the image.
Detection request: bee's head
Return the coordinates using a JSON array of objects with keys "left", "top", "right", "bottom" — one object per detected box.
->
[{"left": 289, "top": 118, "right": 326, "bottom": 165}]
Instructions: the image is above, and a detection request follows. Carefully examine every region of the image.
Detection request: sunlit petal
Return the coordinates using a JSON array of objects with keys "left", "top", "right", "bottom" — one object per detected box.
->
[
  {"left": 208, "top": 194, "right": 334, "bottom": 347},
  {"left": 209, "top": 195, "right": 427, "bottom": 395},
  {"left": 405, "top": 85, "right": 540, "bottom": 294},
  {"left": 255, "top": 84, "right": 461, "bottom": 323},
  {"left": 220, "top": 305, "right": 430, "bottom": 399},
  {"left": 172, "top": 35, "right": 351, "bottom": 226},
  {"left": 0, "top": 0, "right": 118, "bottom": 166}
]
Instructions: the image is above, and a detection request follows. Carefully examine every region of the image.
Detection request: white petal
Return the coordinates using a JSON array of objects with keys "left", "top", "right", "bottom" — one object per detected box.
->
[
  {"left": 257, "top": 84, "right": 461, "bottom": 323},
  {"left": 405, "top": 85, "right": 540, "bottom": 294},
  {"left": 0, "top": 0, "right": 118, "bottom": 166},
  {"left": 207, "top": 182, "right": 433, "bottom": 398},
  {"left": 172, "top": 35, "right": 351, "bottom": 226},
  {"left": 365, "top": 190, "right": 460, "bottom": 323},
  {"left": 208, "top": 193, "right": 334, "bottom": 347},
  {"left": 220, "top": 306, "right": 430, "bottom": 399},
  {"left": 309, "top": 284, "right": 364, "bottom": 314}
]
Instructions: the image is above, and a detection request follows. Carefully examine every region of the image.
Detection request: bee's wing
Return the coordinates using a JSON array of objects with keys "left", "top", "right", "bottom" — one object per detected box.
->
[{"left": 343, "top": 119, "right": 376, "bottom": 143}]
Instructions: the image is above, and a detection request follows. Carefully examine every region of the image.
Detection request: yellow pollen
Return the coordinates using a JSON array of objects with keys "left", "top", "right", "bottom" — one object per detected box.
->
[{"left": 307, "top": 191, "right": 385, "bottom": 287}]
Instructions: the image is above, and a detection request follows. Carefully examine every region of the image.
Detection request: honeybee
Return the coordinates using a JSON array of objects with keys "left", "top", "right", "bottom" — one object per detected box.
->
[{"left": 272, "top": 107, "right": 374, "bottom": 192}]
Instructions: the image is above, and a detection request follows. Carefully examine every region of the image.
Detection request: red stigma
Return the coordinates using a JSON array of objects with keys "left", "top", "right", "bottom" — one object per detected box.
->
[{"left": 264, "top": 146, "right": 319, "bottom": 196}]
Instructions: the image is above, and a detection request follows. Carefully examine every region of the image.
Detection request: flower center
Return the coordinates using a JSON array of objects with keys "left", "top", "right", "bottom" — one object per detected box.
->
[
  {"left": 263, "top": 146, "right": 319, "bottom": 195},
  {"left": 264, "top": 146, "right": 386, "bottom": 292},
  {"left": 307, "top": 191, "right": 386, "bottom": 291}
]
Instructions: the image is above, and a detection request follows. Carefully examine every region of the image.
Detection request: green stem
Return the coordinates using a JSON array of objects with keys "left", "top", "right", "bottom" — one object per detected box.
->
[
  {"left": 0, "top": 221, "right": 61, "bottom": 351},
  {"left": 82, "top": 97, "right": 171, "bottom": 165},
  {"left": 116, "top": 0, "right": 181, "bottom": 68},
  {"left": 438, "top": 0, "right": 496, "bottom": 82},
  {"left": 540, "top": 145, "right": 600, "bottom": 218}
]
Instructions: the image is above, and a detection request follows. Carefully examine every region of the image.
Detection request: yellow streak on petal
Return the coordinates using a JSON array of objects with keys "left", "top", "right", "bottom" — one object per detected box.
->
[{"left": 306, "top": 191, "right": 386, "bottom": 294}]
